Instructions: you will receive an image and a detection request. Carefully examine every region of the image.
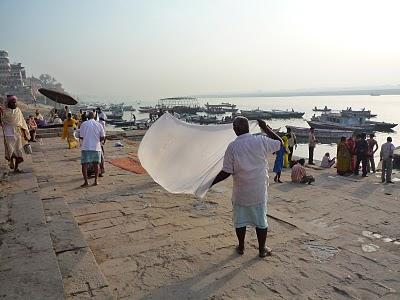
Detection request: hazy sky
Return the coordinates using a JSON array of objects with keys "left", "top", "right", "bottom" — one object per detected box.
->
[{"left": 1, "top": 0, "right": 400, "bottom": 99}]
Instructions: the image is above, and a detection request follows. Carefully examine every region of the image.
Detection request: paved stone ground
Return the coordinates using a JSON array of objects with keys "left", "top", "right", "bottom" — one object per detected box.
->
[
  {"left": 0, "top": 139, "right": 65, "bottom": 300},
  {"left": 10, "top": 136, "right": 400, "bottom": 299}
]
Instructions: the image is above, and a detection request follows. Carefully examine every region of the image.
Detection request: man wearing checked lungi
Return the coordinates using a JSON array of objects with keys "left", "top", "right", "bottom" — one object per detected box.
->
[
  {"left": 79, "top": 111, "right": 105, "bottom": 187},
  {"left": 212, "top": 117, "right": 282, "bottom": 258}
]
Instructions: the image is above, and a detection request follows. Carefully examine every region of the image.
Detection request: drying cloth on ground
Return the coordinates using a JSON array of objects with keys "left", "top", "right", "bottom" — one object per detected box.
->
[
  {"left": 138, "top": 113, "right": 259, "bottom": 198},
  {"left": 108, "top": 154, "right": 146, "bottom": 174}
]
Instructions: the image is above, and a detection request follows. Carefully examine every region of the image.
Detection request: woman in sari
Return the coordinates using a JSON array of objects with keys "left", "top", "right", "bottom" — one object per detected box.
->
[
  {"left": 337, "top": 136, "right": 352, "bottom": 175},
  {"left": 282, "top": 135, "right": 290, "bottom": 168},
  {"left": 346, "top": 136, "right": 356, "bottom": 173},
  {"left": 62, "top": 113, "right": 78, "bottom": 149}
]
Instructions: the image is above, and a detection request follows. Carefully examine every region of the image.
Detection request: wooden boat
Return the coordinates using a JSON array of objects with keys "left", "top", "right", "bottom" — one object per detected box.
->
[
  {"left": 341, "top": 108, "right": 377, "bottom": 118},
  {"left": 365, "top": 120, "right": 398, "bottom": 131},
  {"left": 138, "top": 106, "right": 157, "bottom": 113},
  {"left": 307, "top": 112, "right": 375, "bottom": 132},
  {"left": 186, "top": 115, "right": 219, "bottom": 125},
  {"left": 313, "top": 106, "right": 331, "bottom": 112},
  {"left": 239, "top": 109, "right": 271, "bottom": 120},
  {"left": 205, "top": 102, "right": 238, "bottom": 113},
  {"left": 265, "top": 109, "right": 305, "bottom": 119},
  {"left": 286, "top": 125, "right": 353, "bottom": 139}
]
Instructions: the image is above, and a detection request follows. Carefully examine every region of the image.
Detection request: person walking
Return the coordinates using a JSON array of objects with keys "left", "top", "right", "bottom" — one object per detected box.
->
[
  {"left": 79, "top": 112, "right": 105, "bottom": 187},
  {"left": 0, "top": 95, "right": 30, "bottom": 172},
  {"left": 211, "top": 117, "right": 282, "bottom": 258},
  {"left": 380, "top": 137, "right": 395, "bottom": 184},
  {"left": 354, "top": 133, "right": 368, "bottom": 177},
  {"left": 308, "top": 127, "right": 317, "bottom": 165},
  {"left": 286, "top": 127, "right": 297, "bottom": 163},
  {"left": 367, "top": 133, "right": 378, "bottom": 173}
]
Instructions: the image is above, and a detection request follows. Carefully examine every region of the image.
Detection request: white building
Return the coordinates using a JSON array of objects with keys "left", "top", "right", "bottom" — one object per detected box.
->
[{"left": 0, "top": 50, "right": 26, "bottom": 89}]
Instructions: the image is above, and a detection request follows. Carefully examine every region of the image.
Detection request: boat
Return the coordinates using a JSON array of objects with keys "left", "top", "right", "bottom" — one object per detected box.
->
[
  {"left": 205, "top": 102, "right": 238, "bottom": 113},
  {"left": 265, "top": 109, "right": 305, "bottom": 119},
  {"left": 286, "top": 125, "right": 353, "bottom": 139},
  {"left": 313, "top": 106, "right": 331, "bottom": 112},
  {"left": 158, "top": 97, "right": 204, "bottom": 114},
  {"left": 341, "top": 108, "right": 377, "bottom": 118},
  {"left": 365, "top": 120, "right": 398, "bottom": 131},
  {"left": 239, "top": 109, "right": 271, "bottom": 120},
  {"left": 123, "top": 105, "right": 135, "bottom": 111},
  {"left": 105, "top": 108, "right": 124, "bottom": 120},
  {"left": 186, "top": 115, "right": 219, "bottom": 125},
  {"left": 138, "top": 106, "right": 157, "bottom": 113},
  {"left": 307, "top": 112, "right": 375, "bottom": 132}
]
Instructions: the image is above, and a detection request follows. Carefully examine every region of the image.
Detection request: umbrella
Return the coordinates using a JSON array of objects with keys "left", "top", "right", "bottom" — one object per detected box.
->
[{"left": 38, "top": 88, "right": 78, "bottom": 105}]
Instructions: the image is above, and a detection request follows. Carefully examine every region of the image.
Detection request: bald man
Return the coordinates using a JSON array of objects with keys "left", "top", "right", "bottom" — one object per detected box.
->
[{"left": 211, "top": 117, "right": 283, "bottom": 258}]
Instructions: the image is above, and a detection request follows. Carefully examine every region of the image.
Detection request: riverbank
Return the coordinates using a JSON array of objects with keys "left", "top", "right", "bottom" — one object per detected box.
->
[{"left": 1, "top": 131, "right": 399, "bottom": 299}]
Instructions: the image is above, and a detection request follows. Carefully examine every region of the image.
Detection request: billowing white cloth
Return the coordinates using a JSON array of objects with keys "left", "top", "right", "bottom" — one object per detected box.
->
[{"left": 138, "top": 113, "right": 259, "bottom": 198}]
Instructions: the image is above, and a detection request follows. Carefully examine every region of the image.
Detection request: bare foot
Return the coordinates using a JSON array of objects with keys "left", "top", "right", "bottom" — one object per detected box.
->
[
  {"left": 92, "top": 182, "right": 98, "bottom": 186},
  {"left": 81, "top": 182, "right": 89, "bottom": 188},
  {"left": 259, "top": 246, "right": 272, "bottom": 258}
]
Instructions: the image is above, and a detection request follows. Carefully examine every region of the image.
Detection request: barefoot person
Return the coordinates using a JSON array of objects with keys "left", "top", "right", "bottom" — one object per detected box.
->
[
  {"left": 79, "top": 111, "right": 105, "bottom": 187},
  {"left": 0, "top": 95, "right": 30, "bottom": 173},
  {"left": 291, "top": 159, "right": 315, "bottom": 184},
  {"left": 211, "top": 117, "right": 282, "bottom": 258}
]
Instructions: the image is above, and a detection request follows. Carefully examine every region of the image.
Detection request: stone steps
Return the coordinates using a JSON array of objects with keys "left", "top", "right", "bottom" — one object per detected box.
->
[
  {"left": 0, "top": 147, "right": 65, "bottom": 299},
  {"left": 31, "top": 144, "right": 114, "bottom": 299},
  {"left": 37, "top": 127, "right": 62, "bottom": 139}
]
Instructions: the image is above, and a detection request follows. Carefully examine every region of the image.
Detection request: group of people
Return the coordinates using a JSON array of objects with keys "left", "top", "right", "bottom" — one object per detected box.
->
[
  {"left": 336, "top": 133, "right": 395, "bottom": 183},
  {"left": 272, "top": 127, "right": 315, "bottom": 184}
]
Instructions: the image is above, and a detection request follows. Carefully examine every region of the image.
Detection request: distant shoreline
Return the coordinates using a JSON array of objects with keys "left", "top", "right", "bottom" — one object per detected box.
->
[{"left": 194, "top": 88, "right": 400, "bottom": 98}]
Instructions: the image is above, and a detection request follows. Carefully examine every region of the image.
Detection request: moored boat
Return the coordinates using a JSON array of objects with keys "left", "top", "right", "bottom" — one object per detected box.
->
[
  {"left": 307, "top": 112, "right": 375, "bottom": 132},
  {"left": 341, "top": 108, "right": 377, "bottom": 118},
  {"left": 266, "top": 109, "right": 305, "bottom": 119},
  {"left": 365, "top": 120, "right": 398, "bottom": 131},
  {"left": 313, "top": 106, "right": 331, "bottom": 112},
  {"left": 286, "top": 125, "right": 353, "bottom": 139},
  {"left": 239, "top": 109, "right": 271, "bottom": 120}
]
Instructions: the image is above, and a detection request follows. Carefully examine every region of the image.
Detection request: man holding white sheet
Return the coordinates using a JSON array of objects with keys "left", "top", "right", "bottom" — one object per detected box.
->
[{"left": 211, "top": 117, "right": 282, "bottom": 258}]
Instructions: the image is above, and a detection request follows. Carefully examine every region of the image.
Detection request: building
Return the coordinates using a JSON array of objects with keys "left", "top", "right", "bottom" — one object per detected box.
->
[{"left": 0, "top": 50, "right": 26, "bottom": 89}]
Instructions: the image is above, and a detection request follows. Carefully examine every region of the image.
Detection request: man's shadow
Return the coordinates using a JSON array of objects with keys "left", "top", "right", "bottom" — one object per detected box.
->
[{"left": 141, "top": 253, "right": 260, "bottom": 300}]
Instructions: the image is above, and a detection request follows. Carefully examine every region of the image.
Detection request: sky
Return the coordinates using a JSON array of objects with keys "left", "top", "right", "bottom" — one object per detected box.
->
[{"left": 1, "top": 0, "right": 400, "bottom": 99}]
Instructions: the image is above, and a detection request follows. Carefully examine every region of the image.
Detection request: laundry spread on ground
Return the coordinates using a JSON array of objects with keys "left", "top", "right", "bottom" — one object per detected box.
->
[{"left": 138, "top": 113, "right": 259, "bottom": 198}]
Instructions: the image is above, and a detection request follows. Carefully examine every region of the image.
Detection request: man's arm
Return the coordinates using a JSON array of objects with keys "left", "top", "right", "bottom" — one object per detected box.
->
[
  {"left": 257, "top": 119, "right": 283, "bottom": 145},
  {"left": 373, "top": 142, "right": 378, "bottom": 153},
  {"left": 211, "top": 171, "right": 231, "bottom": 187}
]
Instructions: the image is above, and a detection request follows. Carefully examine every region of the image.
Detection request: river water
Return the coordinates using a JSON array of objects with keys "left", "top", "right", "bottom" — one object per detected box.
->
[{"left": 121, "top": 95, "right": 399, "bottom": 161}]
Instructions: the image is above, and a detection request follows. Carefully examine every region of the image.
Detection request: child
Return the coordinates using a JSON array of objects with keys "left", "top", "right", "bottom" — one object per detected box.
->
[{"left": 273, "top": 137, "right": 289, "bottom": 183}]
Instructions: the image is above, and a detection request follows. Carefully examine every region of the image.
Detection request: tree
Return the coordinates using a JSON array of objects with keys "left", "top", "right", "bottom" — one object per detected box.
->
[{"left": 39, "top": 74, "right": 57, "bottom": 86}]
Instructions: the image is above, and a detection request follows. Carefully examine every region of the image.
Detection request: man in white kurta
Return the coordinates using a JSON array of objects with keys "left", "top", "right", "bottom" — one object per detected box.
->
[{"left": 211, "top": 117, "right": 282, "bottom": 258}]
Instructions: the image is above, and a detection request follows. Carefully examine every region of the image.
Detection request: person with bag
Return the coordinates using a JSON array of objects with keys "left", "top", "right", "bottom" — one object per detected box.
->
[{"left": 0, "top": 95, "right": 30, "bottom": 173}]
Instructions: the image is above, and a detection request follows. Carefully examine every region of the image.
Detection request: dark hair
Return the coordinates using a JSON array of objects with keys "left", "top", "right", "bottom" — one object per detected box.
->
[
  {"left": 299, "top": 158, "right": 305, "bottom": 165},
  {"left": 67, "top": 112, "right": 72, "bottom": 119},
  {"left": 369, "top": 133, "right": 375, "bottom": 138},
  {"left": 310, "top": 127, "right": 315, "bottom": 131},
  {"left": 81, "top": 114, "right": 87, "bottom": 122},
  {"left": 341, "top": 136, "right": 346, "bottom": 142},
  {"left": 387, "top": 137, "right": 392, "bottom": 142},
  {"left": 361, "top": 133, "right": 366, "bottom": 139}
]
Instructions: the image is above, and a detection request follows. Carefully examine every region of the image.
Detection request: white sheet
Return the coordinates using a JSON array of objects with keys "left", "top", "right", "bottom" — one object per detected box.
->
[{"left": 138, "top": 113, "right": 259, "bottom": 198}]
